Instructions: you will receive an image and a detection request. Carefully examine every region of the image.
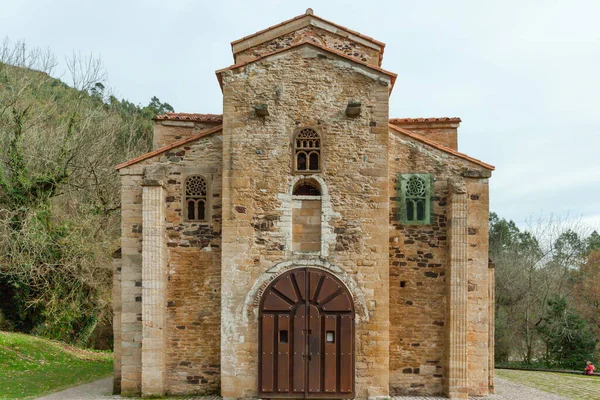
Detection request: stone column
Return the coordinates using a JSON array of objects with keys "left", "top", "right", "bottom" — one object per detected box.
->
[
  {"left": 141, "top": 179, "right": 167, "bottom": 396},
  {"left": 488, "top": 259, "right": 496, "bottom": 393},
  {"left": 112, "top": 249, "right": 122, "bottom": 395},
  {"left": 444, "top": 178, "right": 469, "bottom": 399}
]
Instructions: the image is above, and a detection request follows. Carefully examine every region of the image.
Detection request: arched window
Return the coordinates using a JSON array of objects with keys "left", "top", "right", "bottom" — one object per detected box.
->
[
  {"left": 185, "top": 175, "right": 208, "bottom": 221},
  {"left": 294, "top": 128, "right": 321, "bottom": 172},
  {"left": 293, "top": 180, "right": 321, "bottom": 196}
]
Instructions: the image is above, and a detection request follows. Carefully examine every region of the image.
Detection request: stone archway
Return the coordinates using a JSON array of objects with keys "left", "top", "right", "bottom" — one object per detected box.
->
[{"left": 258, "top": 267, "right": 355, "bottom": 398}]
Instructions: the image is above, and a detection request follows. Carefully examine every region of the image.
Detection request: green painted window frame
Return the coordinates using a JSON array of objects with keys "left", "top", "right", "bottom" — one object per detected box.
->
[{"left": 397, "top": 173, "right": 433, "bottom": 225}]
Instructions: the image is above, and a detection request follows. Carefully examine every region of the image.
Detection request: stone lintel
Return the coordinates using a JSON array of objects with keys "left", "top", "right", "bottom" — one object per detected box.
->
[
  {"left": 462, "top": 169, "right": 492, "bottom": 178},
  {"left": 140, "top": 179, "right": 165, "bottom": 188}
]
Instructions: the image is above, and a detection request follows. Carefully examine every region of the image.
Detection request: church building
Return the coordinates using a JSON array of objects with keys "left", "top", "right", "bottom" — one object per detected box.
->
[{"left": 113, "top": 9, "right": 495, "bottom": 399}]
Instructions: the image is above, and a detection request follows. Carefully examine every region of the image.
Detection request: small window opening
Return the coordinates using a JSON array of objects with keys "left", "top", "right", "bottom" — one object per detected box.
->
[
  {"left": 297, "top": 152, "right": 307, "bottom": 170},
  {"left": 279, "top": 330, "right": 289, "bottom": 344},
  {"left": 326, "top": 331, "right": 335, "bottom": 343},
  {"left": 406, "top": 200, "right": 415, "bottom": 221},
  {"left": 400, "top": 281, "right": 406, "bottom": 288},
  {"left": 187, "top": 200, "right": 196, "bottom": 220},
  {"left": 309, "top": 152, "right": 319, "bottom": 170}
]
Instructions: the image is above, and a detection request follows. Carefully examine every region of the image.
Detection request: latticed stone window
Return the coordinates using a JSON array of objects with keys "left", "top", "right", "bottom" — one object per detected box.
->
[
  {"left": 398, "top": 174, "right": 432, "bottom": 224},
  {"left": 185, "top": 175, "right": 208, "bottom": 221},
  {"left": 294, "top": 128, "right": 321, "bottom": 172}
]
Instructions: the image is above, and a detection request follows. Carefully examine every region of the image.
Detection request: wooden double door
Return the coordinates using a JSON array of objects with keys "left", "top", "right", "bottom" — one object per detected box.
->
[{"left": 259, "top": 268, "right": 355, "bottom": 398}]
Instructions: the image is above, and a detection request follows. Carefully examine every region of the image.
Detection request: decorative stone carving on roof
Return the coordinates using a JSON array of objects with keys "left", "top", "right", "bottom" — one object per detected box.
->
[{"left": 230, "top": 9, "right": 385, "bottom": 67}]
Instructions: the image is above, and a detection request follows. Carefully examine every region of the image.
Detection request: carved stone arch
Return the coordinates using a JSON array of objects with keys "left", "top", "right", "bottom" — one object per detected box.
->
[
  {"left": 242, "top": 259, "right": 369, "bottom": 325},
  {"left": 292, "top": 31, "right": 326, "bottom": 47},
  {"left": 258, "top": 266, "right": 355, "bottom": 397}
]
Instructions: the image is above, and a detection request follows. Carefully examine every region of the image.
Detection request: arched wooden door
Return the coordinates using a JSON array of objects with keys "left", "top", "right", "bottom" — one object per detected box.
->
[{"left": 259, "top": 267, "right": 355, "bottom": 398}]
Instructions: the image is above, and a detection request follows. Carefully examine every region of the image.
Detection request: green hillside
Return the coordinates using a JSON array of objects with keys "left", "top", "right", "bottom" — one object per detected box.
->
[
  {"left": 0, "top": 42, "right": 172, "bottom": 348},
  {"left": 0, "top": 331, "right": 112, "bottom": 399}
]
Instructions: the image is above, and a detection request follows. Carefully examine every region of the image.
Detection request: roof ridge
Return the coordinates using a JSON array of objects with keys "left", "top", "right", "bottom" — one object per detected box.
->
[
  {"left": 230, "top": 11, "right": 385, "bottom": 48},
  {"left": 388, "top": 124, "right": 494, "bottom": 171},
  {"left": 115, "top": 125, "right": 223, "bottom": 171},
  {"left": 390, "top": 117, "right": 461, "bottom": 124},
  {"left": 154, "top": 113, "right": 223, "bottom": 122}
]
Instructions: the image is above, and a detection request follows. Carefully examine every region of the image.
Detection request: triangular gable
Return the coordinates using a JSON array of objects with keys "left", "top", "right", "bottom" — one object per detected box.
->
[
  {"left": 231, "top": 9, "right": 385, "bottom": 66},
  {"left": 389, "top": 123, "right": 494, "bottom": 171},
  {"left": 115, "top": 125, "right": 223, "bottom": 171},
  {"left": 216, "top": 41, "right": 397, "bottom": 91}
]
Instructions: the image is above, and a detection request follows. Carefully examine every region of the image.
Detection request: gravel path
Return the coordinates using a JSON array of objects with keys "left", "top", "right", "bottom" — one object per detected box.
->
[{"left": 36, "top": 376, "right": 569, "bottom": 400}]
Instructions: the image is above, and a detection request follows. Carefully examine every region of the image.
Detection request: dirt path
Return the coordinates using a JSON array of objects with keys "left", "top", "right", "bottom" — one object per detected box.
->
[{"left": 36, "top": 376, "right": 569, "bottom": 399}]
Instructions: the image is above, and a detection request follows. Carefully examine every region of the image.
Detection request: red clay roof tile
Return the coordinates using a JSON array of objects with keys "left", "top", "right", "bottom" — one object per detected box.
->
[
  {"left": 115, "top": 125, "right": 223, "bottom": 171},
  {"left": 154, "top": 113, "right": 223, "bottom": 122},
  {"left": 388, "top": 123, "right": 494, "bottom": 171},
  {"left": 389, "top": 117, "right": 462, "bottom": 124}
]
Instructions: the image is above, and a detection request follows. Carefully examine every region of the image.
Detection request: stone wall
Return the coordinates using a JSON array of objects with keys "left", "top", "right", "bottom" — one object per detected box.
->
[
  {"left": 388, "top": 131, "right": 491, "bottom": 396},
  {"left": 117, "top": 132, "right": 223, "bottom": 396},
  {"left": 235, "top": 25, "right": 381, "bottom": 66},
  {"left": 220, "top": 44, "right": 391, "bottom": 398},
  {"left": 292, "top": 197, "right": 321, "bottom": 252},
  {"left": 153, "top": 120, "right": 221, "bottom": 150},
  {"left": 389, "top": 120, "right": 459, "bottom": 150}
]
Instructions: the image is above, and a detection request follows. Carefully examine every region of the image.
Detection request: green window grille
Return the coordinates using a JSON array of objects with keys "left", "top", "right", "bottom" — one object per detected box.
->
[{"left": 398, "top": 174, "right": 432, "bottom": 225}]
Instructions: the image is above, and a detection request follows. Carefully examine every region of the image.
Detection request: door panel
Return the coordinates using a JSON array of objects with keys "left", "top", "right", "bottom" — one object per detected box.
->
[
  {"left": 277, "top": 314, "right": 290, "bottom": 393},
  {"left": 309, "top": 271, "right": 322, "bottom": 302},
  {"left": 324, "top": 315, "right": 337, "bottom": 393},
  {"left": 316, "top": 276, "right": 341, "bottom": 304},
  {"left": 340, "top": 315, "right": 353, "bottom": 393},
  {"left": 261, "top": 314, "right": 275, "bottom": 393},
  {"left": 274, "top": 274, "right": 298, "bottom": 303},
  {"left": 308, "top": 305, "right": 321, "bottom": 394},
  {"left": 293, "top": 305, "right": 306, "bottom": 394},
  {"left": 294, "top": 270, "right": 306, "bottom": 301},
  {"left": 259, "top": 268, "right": 355, "bottom": 398}
]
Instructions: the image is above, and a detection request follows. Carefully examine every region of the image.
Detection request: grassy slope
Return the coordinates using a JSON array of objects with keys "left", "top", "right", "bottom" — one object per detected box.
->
[
  {"left": 497, "top": 369, "right": 600, "bottom": 400},
  {"left": 0, "top": 331, "right": 112, "bottom": 399}
]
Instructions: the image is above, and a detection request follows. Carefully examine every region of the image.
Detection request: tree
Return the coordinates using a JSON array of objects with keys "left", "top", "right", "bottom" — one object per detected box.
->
[
  {"left": 144, "top": 95, "right": 173, "bottom": 116},
  {"left": 586, "top": 231, "right": 600, "bottom": 255},
  {"left": 537, "top": 296, "right": 596, "bottom": 369},
  {"left": 573, "top": 249, "right": 600, "bottom": 340},
  {"left": 491, "top": 213, "right": 592, "bottom": 365}
]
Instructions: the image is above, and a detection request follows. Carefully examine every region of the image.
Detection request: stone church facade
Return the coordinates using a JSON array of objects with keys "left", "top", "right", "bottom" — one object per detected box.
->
[{"left": 113, "top": 9, "right": 495, "bottom": 399}]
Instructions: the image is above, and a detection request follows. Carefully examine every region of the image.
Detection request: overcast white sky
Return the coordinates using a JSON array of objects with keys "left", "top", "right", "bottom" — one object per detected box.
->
[{"left": 2, "top": 0, "right": 599, "bottom": 232}]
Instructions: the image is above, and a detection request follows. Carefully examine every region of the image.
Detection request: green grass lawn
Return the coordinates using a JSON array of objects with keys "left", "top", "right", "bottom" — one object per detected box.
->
[
  {"left": 0, "top": 331, "right": 112, "bottom": 399},
  {"left": 497, "top": 369, "right": 600, "bottom": 400}
]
